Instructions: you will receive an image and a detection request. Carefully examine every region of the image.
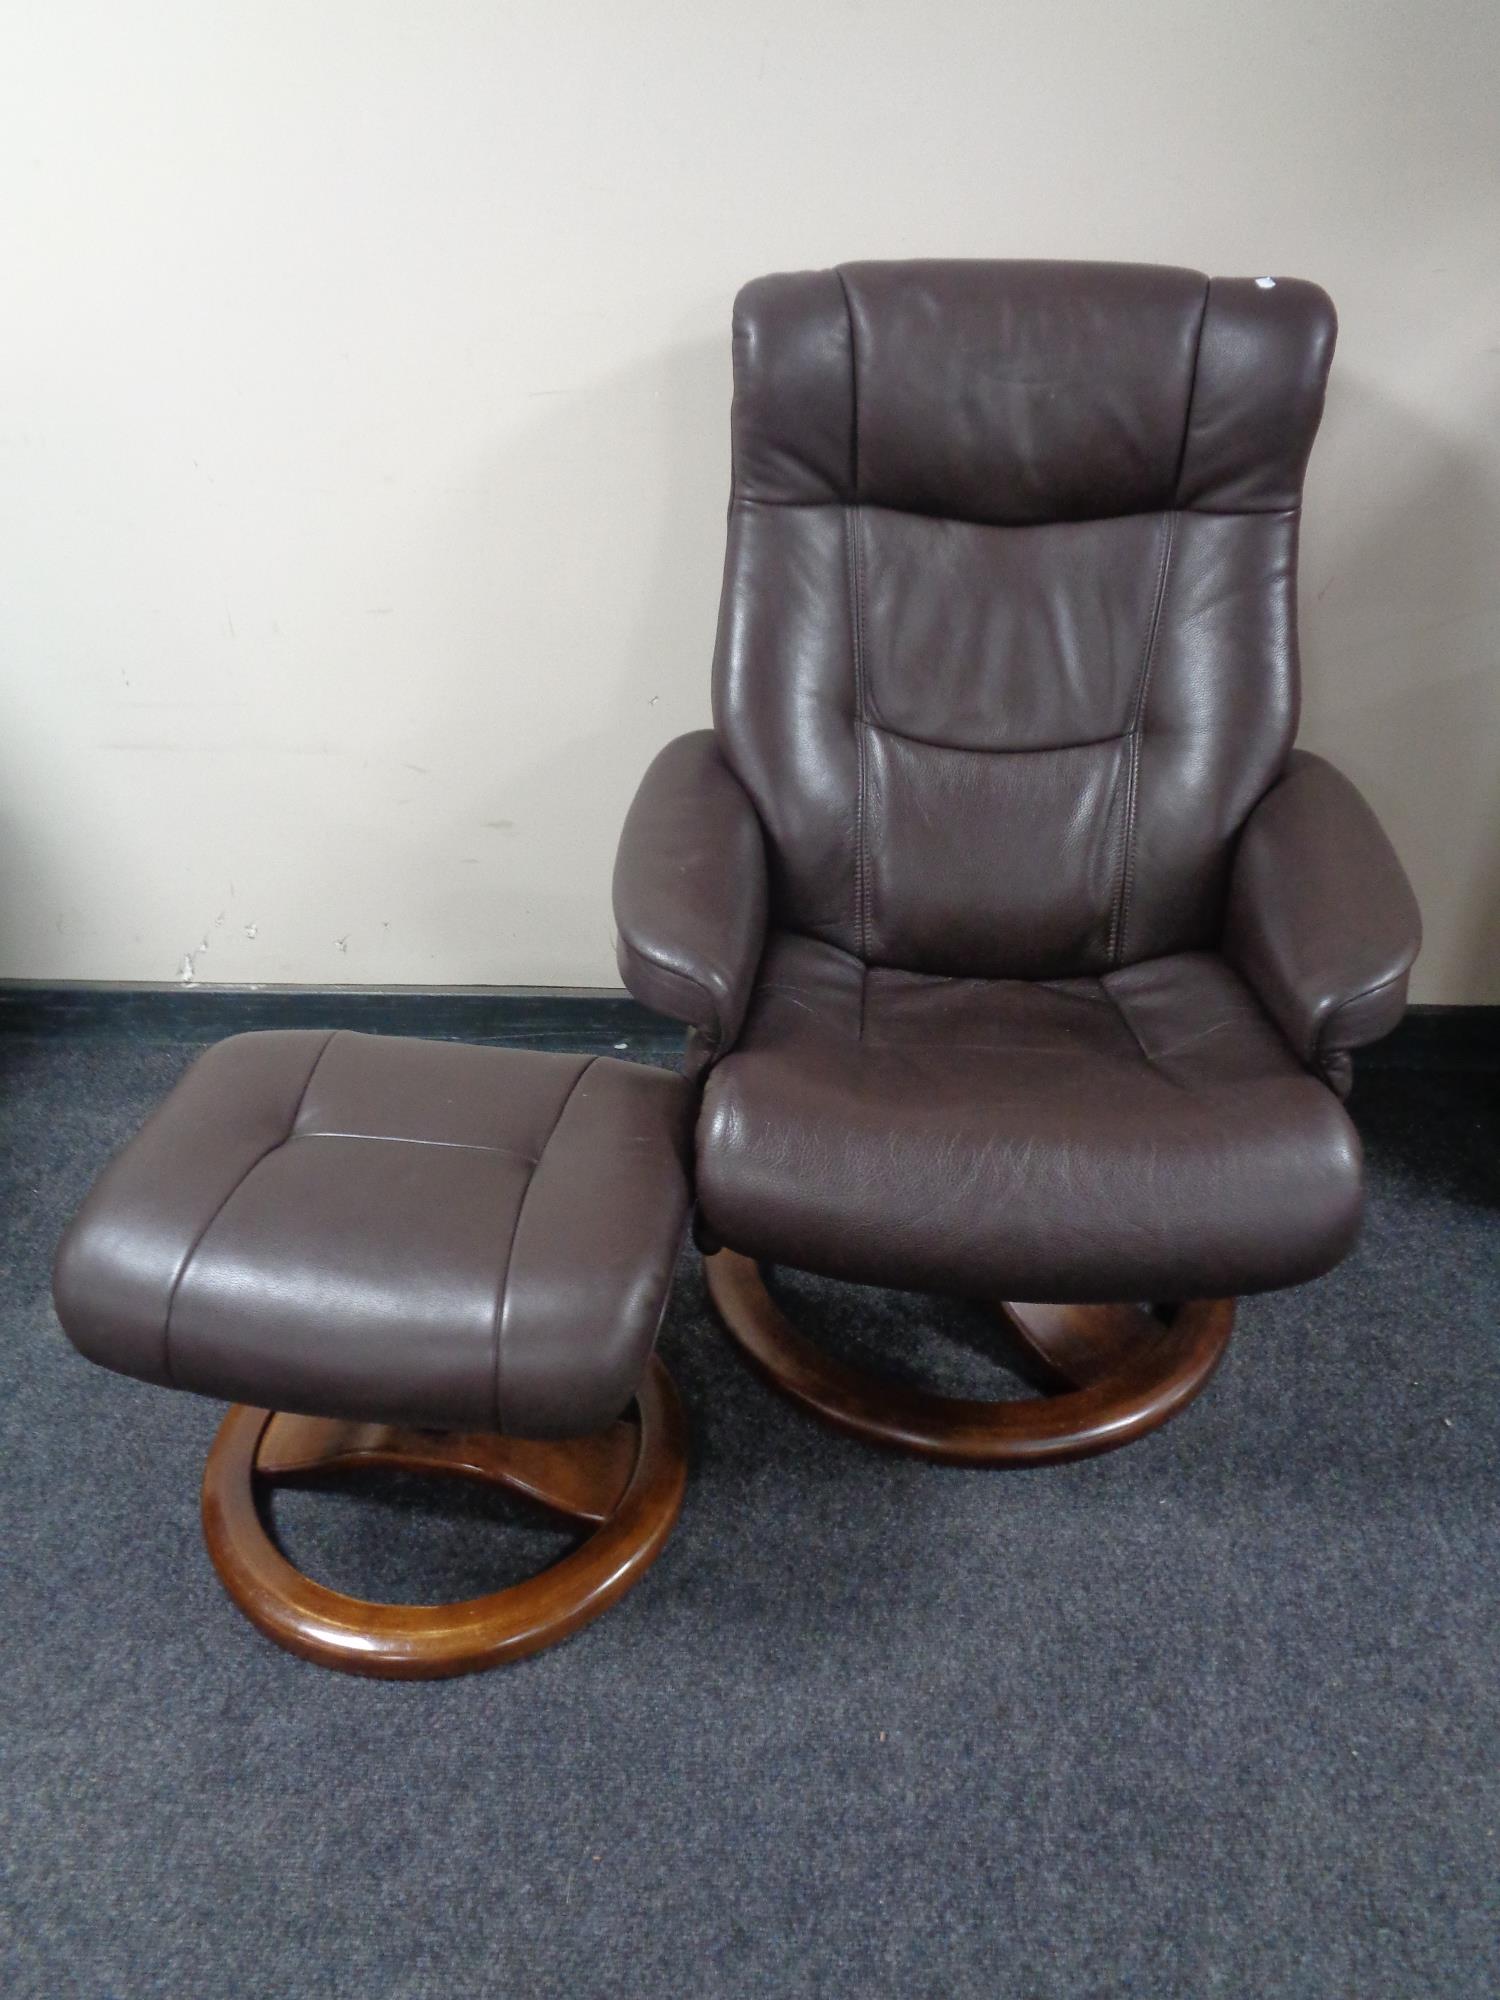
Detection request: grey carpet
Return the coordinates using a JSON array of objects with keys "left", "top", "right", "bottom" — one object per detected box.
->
[{"left": 1, "top": 1029, "right": 1496, "bottom": 1999}]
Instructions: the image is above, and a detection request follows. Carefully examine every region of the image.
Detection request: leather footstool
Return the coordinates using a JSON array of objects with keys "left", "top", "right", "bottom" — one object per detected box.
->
[{"left": 54, "top": 1030, "right": 694, "bottom": 1678}]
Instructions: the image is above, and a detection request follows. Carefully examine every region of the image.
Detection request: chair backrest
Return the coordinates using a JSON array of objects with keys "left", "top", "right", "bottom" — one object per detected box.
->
[{"left": 711, "top": 259, "right": 1336, "bottom": 979}]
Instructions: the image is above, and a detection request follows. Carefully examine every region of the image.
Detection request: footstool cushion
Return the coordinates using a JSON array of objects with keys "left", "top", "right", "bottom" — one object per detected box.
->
[{"left": 54, "top": 1031, "right": 694, "bottom": 1437}]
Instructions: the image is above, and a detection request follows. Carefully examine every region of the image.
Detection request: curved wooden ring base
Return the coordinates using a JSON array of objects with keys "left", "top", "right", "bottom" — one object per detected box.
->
[
  {"left": 200, "top": 1356, "right": 687, "bottom": 1678},
  {"left": 704, "top": 1250, "right": 1234, "bottom": 1467}
]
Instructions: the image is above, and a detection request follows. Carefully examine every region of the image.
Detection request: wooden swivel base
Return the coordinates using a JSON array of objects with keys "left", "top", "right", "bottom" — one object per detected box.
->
[
  {"left": 200, "top": 1357, "right": 687, "bottom": 1678},
  {"left": 705, "top": 1250, "right": 1234, "bottom": 1467}
]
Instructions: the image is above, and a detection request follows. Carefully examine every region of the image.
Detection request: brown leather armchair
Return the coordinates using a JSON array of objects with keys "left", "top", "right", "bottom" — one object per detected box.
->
[{"left": 614, "top": 261, "right": 1421, "bottom": 1465}]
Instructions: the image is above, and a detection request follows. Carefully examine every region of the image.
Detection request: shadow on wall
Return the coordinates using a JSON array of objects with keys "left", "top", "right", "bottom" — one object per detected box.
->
[
  {"left": 395, "top": 331, "right": 729, "bottom": 983},
  {"left": 1300, "top": 367, "right": 1500, "bottom": 1004}
]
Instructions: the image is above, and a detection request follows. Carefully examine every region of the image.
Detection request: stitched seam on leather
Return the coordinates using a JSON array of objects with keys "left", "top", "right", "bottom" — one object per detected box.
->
[
  {"left": 491, "top": 1056, "right": 595, "bottom": 1432},
  {"left": 293, "top": 1131, "right": 538, "bottom": 1164},
  {"left": 855, "top": 509, "right": 873, "bottom": 958},
  {"left": 161, "top": 1028, "right": 338, "bottom": 1390},
  {"left": 740, "top": 494, "right": 1297, "bottom": 526},
  {"left": 1108, "top": 514, "right": 1176, "bottom": 966},
  {"left": 865, "top": 716, "right": 1131, "bottom": 759},
  {"left": 1171, "top": 280, "right": 1213, "bottom": 504},
  {"left": 845, "top": 505, "right": 872, "bottom": 964},
  {"left": 835, "top": 266, "right": 860, "bottom": 500},
  {"left": 835, "top": 268, "right": 872, "bottom": 965}
]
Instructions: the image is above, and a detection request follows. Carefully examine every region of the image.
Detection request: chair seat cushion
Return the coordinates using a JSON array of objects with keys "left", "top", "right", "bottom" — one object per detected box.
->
[
  {"left": 54, "top": 1032, "right": 693, "bottom": 1436},
  {"left": 697, "top": 936, "right": 1363, "bottom": 1301}
]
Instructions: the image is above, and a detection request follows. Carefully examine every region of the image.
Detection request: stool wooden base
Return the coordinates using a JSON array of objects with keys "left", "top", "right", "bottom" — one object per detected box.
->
[
  {"left": 200, "top": 1357, "right": 687, "bottom": 1678},
  {"left": 705, "top": 1250, "right": 1233, "bottom": 1466}
]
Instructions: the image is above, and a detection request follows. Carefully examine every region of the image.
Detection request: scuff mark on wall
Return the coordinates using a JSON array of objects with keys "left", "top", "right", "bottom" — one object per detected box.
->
[{"left": 178, "top": 934, "right": 211, "bottom": 983}]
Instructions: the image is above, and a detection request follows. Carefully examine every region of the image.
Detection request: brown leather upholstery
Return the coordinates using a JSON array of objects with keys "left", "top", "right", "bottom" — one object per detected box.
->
[
  {"left": 614, "top": 260, "right": 1422, "bottom": 1301},
  {"left": 612, "top": 730, "right": 768, "bottom": 1073},
  {"left": 695, "top": 937, "right": 1362, "bottom": 1301},
  {"left": 54, "top": 1032, "right": 694, "bottom": 1435},
  {"left": 1225, "top": 750, "right": 1422, "bottom": 1094}
]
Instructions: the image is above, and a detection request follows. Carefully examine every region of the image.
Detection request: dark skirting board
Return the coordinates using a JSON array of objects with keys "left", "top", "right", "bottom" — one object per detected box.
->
[{"left": 0, "top": 980, "right": 1493, "bottom": 1069}]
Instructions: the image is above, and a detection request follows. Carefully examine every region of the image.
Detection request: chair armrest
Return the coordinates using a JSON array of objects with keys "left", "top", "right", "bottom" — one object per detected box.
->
[
  {"left": 612, "top": 730, "right": 769, "bottom": 1058},
  {"left": 1224, "top": 751, "right": 1421, "bottom": 1091}
]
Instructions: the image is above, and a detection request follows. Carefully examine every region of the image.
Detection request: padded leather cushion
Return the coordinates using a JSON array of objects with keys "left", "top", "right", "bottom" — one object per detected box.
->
[
  {"left": 54, "top": 1032, "right": 693, "bottom": 1437},
  {"left": 716, "top": 261, "right": 1336, "bottom": 981},
  {"left": 697, "top": 935, "right": 1363, "bottom": 1302}
]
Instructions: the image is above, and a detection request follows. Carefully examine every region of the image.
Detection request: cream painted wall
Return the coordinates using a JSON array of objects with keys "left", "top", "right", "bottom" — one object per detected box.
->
[{"left": 2, "top": 1, "right": 1497, "bottom": 998}]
